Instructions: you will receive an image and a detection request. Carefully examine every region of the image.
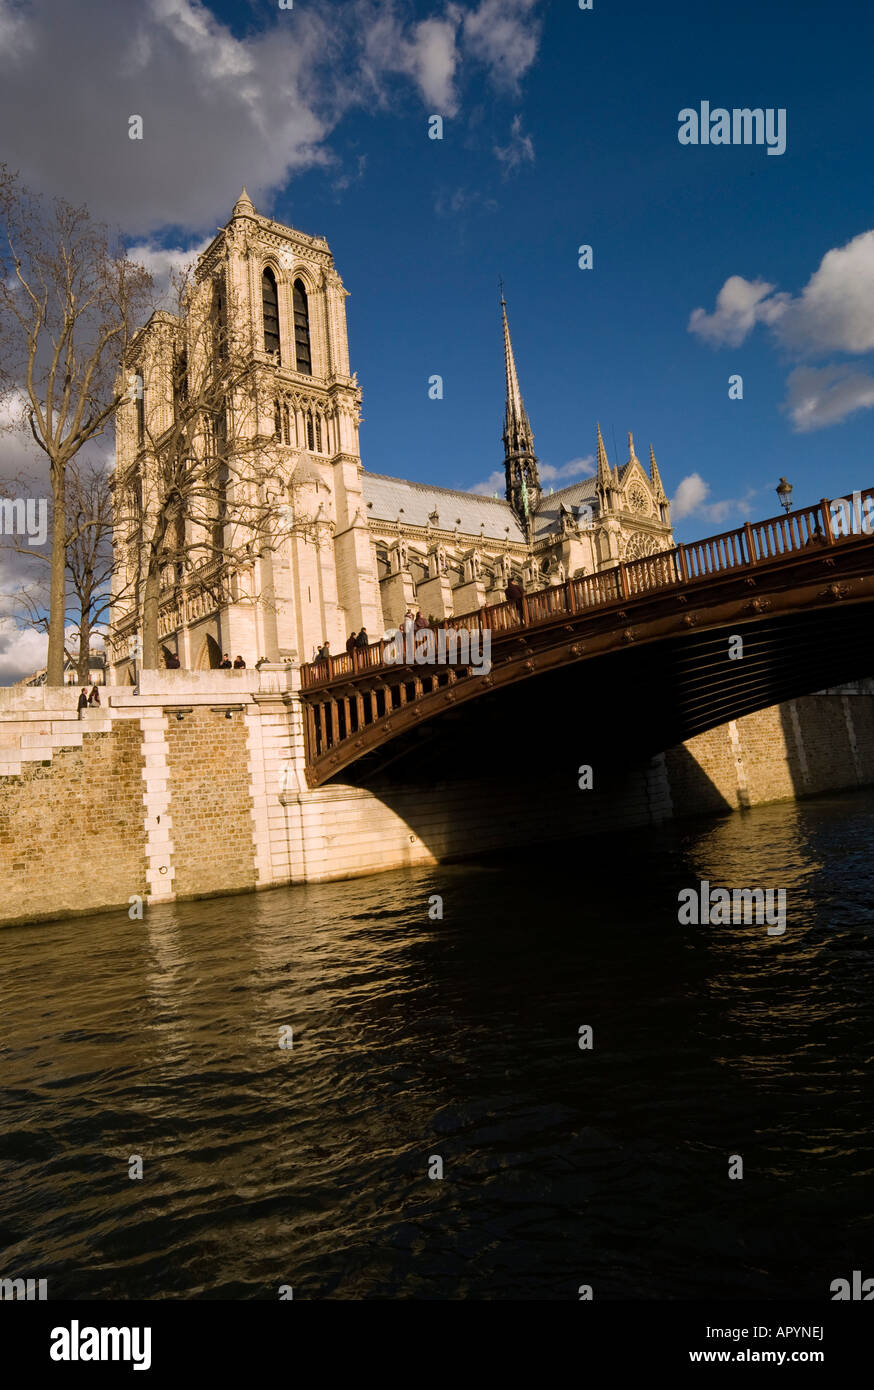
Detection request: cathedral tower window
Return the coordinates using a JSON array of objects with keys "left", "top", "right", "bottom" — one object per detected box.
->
[
  {"left": 305, "top": 410, "right": 323, "bottom": 452},
  {"left": 293, "top": 279, "right": 312, "bottom": 375},
  {"left": 135, "top": 367, "right": 144, "bottom": 447},
  {"left": 262, "top": 267, "right": 280, "bottom": 358},
  {"left": 173, "top": 351, "right": 188, "bottom": 419},
  {"left": 274, "top": 401, "right": 292, "bottom": 445},
  {"left": 212, "top": 280, "right": 227, "bottom": 361}
]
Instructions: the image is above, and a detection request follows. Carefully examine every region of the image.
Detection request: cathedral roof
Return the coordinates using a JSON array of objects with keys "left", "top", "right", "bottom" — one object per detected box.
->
[
  {"left": 531, "top": 477, "right": 600, "bottom": 540},
  {"left": 363, "top": 472, "right": 527, "bottom": 543}
]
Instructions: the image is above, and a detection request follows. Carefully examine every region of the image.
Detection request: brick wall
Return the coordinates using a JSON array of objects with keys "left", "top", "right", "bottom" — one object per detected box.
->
[
  {"left": 0, "top": 722, "right": 146, "bottom": 924},
  {"left": 4, "top": 676, "right": 874, "bottom": 929},
  {"left": 164, "top": 707, "right": 256, "bottom": 898},
  {"left": 665, "top": 692, "right": 874, "bottom": 815}
]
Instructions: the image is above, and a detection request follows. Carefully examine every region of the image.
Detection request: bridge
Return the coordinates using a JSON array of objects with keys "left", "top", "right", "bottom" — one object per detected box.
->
[{"left": 300, "top": 491, "right": 874, "bottom": 788}]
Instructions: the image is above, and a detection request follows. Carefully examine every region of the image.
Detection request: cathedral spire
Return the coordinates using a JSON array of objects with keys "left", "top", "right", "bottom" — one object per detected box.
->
[
  {"left": 232, "top": 187, "right": 256, "bottom": 219},
  {"left": 596, "top": 423, "right": 611, "bottom": 485},
  {"left": 649, "top": 442, "right": 666, "bottom": 499},
  {"left": 500, "top": 290, "right": 541, "bottom": 530},
  {"left": 596, "top": 423, "right": 615, "bottom": 512}
]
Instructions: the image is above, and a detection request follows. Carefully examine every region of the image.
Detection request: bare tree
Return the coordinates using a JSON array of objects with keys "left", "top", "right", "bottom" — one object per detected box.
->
[
  {"left": 1, "top": 459, "right": 120, "bottom": 682},
  {"left": 0, "top": 167, "right": 152, "bottom": 684},
  {"left": 114, "top": 268, "right": 323, "bottom": 669},
  {"left": 65, "top": 462, "right": 116, "bottom": 682}
]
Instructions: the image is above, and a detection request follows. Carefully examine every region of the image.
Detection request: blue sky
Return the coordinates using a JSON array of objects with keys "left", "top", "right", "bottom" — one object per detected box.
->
[
  {"left": 202, "top": 0, "right": 874, "bottom": 538},
  {"left": 1, "top": 0, "right": 874, "bottom": 677}
]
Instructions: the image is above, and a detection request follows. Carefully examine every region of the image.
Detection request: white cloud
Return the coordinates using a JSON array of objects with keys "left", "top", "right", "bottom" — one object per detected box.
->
[
  {"left": 689, "top": 230, "right": 874, "bottom": 432},
  {"left": 540, "top": 456, "right": 594, "bottom": 482},
  {"left": 783, "top": 364, "right": 874, "bottom": 432},
  {"left": 690, "top": 231, "right": 874, "bottom": 357},
  {"left": 126, "top": 237, "right": 213, "bottom": 304},
  {"left": 0, "top": 616, "right": 95, "bottom": 686},
  {"left": 672, "top": 472, "right": 710, "bottom": 518},
  {"left": 408, "top": 16, "right": 461, "bottom": 111},
  {"left": 0, "top": 617, "right": 46, "bottom": 685},
  {"left": 688, "top": 276, "right": 784, "bottom": 348},
  {"left": 0, "top": 0, "right": 544, "bottom": 237},
  {"left": 0, "top": 0, "right": 335, "bottom": 234},
  {"left": 672, "top": 472, "right": 758, "bottom": 525},
  {"left": 772, "top": 231, "right": 874, "bottom": 356},
  {"left": 495, "top": 114, "right": 535, "bottom": 175},
  {"left": 463, "top": 0, "right": 542, "bottom": 90},
  {"left": 0, "top": 0, "right": 33, "bottom": 60},
  {"left": 469, "top": 455, "right": 593, "bottom": 495},
  {"left": 363, "top": 6, "right": 461, "bottom": 115},
  {"left": 469, "top": 469, "right": 507, "bottom": 496}
]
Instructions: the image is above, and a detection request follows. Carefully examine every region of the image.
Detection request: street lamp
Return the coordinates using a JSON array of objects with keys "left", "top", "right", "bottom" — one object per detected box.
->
[{"left": 776, "top": 477, "right": 793, "bottom": 514}]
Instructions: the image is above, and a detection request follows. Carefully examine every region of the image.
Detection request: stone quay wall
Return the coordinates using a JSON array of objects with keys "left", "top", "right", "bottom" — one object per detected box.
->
[{"left": 1, "top": 669, "right": 873, "bottom": 928}]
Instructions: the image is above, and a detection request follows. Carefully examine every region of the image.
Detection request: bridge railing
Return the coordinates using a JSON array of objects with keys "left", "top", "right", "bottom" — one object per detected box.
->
[
  {"left": 300, "top": 492, "right": 869, "bottom": 691},
  {"left": 750, "top": 504, "right": 829, "bottom": 561},
  {"left": 301, "top": 639, "right": 390, "bottom": 689}
]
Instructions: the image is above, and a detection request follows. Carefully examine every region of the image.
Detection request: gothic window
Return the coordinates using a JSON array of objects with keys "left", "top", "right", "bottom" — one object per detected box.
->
[
  {"left": 212, "top": 280, "right": 227, "bottom": 361},
  {"left": 274, "top": 401, "right": 292, "bottom": 445},
  {"left": 212, "top": 461, "right": 229, "bottom": 551},
  {"left": 173, "top": 351, "right": 188, "bottom": 418},
  {"left": 262, "top": 267, "right": 280, "bottom": 358},
  {"left": 624, "top": 531, "right": 662, "bottom": 561},
  {"left": 213, "top": 404, "right": 227, "bottom": 457},
  {"left": 293, "top": 279, "right": 312, "bottom": 375},
  {"left": 305, "top": 410, "right": 322, "bottom": 451},
  {"left": 628, "top": 485, "right": 649, "bottom": 514},
  {"left": 135, "top": 367, "right": 144, "bottom": 447}
]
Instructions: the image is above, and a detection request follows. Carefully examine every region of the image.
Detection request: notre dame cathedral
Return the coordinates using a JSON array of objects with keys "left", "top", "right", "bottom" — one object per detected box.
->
[{"left": 110, "top": 190, "right": 673, "bottom": 678}]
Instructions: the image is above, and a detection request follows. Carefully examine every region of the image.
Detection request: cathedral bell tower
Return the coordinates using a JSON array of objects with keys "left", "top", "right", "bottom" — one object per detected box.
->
[{"left": 501, "top": 293, "right": 541, "bottom": 535}]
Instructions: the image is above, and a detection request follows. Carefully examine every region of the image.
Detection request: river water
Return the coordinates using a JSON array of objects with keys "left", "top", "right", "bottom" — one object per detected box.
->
[{"left": 2, "top": 790, "right": 873, "bottom": 1300}]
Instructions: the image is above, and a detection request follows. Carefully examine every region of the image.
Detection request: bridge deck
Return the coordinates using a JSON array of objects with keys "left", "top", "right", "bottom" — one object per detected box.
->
[{"left": 299, "top": 490, "right": 874, "bottom": 785}]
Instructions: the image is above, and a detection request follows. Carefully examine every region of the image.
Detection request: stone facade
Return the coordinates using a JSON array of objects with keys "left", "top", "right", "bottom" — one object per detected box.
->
[
  {"left": 2, "top": 671, "right": 874, "bottom": 929},
  {"left": 109, "top": 194, "right": 673, "bottom": 679}
]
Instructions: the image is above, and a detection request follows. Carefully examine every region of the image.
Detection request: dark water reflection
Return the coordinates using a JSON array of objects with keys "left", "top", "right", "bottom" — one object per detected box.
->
[{"left": 2, "top": 790, "right": 873, "bottom": 1299}]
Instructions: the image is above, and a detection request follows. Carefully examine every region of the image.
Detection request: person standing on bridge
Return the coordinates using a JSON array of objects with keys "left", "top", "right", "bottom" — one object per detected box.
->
[{"left": 505, "top": 576, "right": 525, "bottom": 622}]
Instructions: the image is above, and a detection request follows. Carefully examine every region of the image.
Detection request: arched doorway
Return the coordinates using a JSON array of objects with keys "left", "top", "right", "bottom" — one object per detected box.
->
[{"left": 196, "top": 633, "right": 222, "bottom": 669}]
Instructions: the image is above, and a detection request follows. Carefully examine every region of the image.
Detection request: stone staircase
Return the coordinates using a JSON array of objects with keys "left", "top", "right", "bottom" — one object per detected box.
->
[{"left": 0, "top": 707, "right": 112, "bottom": 777}]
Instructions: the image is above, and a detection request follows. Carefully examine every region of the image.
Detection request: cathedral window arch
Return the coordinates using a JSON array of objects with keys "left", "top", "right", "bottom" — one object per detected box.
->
[
  {"left": 293, "top": 278, "right": 312, "bottom": 375},
  {"left": 212, "top": 278, "right": 227, "bottom": 361},
  {"left": 274, "top": 400, "right": 292, "bottom": 446},
  {"left": 304, "top": 409, "right": 323, "bottom": 452},
  {"left": 262, "top": 266, "right": 281, "bottom": 359},
  {"left": 135, "top": 366, "right": 145, "bottom": 447}
]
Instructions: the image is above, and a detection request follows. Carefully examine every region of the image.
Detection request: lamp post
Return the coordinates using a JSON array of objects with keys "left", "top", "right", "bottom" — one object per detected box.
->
[{"left": 776, "top": 477, "right": 793, "bottom": 514}]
